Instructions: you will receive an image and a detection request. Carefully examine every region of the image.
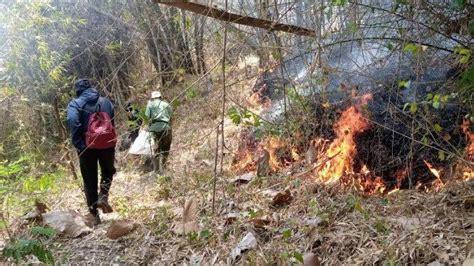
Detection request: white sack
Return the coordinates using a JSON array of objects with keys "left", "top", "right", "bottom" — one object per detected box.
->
[{"left": 128, "top": 129, "right": 154, "bottom": 155}]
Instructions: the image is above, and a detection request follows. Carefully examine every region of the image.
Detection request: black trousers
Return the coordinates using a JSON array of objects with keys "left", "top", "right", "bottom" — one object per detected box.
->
[
  {"left": 79, "top": 148, "right": 116, "bottom": 215},
  {"left": 152, "top": 129, "right": 172, "bottom": 173}
]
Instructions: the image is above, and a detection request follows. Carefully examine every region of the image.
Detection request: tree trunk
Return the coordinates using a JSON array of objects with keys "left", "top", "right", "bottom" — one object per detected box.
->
[
  {"left": 179, "top": 10, "right": 196, "bottom": 74},
  {"left": 194, "top": 15, "right": 206, "bottom": 74}
]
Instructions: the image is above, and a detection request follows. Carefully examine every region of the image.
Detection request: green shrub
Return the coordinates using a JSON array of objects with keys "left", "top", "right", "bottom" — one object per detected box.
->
[
  {"left": 31, "top": 226, "right": 56, "bottom": 239},
  {"left": 2, "top": 239, "right": 54, "bottom": 264},
  {"left": 22, "top": 173, "right": 59, "bottom": 193},
  {"left": 0, "top": 157, "right": 28, "bottom": 179}
]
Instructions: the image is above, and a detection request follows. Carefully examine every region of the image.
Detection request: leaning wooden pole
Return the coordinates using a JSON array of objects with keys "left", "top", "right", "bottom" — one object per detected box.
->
[{"left": 154, "top": 0, "right": 317, "bottom": 37}]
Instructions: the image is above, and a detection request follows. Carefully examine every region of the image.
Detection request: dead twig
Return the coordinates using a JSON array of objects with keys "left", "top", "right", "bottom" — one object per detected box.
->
[{"left": 293, "top": 151, "right": 342, "bottom": 178}]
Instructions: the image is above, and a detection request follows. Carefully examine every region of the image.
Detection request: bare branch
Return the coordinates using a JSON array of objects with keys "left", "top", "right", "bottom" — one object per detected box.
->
[{"left": 155, "top": 0, "right": 317, "bottom": 37}]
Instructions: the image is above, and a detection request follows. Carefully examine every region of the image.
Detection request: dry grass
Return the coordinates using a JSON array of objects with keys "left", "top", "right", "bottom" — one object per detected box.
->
[{"left": 19, "top": 171, "right": 471, "bottom": 265}]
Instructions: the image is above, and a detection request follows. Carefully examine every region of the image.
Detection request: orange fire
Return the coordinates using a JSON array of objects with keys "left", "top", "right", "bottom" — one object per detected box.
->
[
  {"left": 354, "top": 176, "right": 387, "bottom": 194},
  {"left": 232, "top": 92, "right": 467, "bottom": 194},
  {"left": 423, "top": 160, "right": 444, "bottom": 191},
  {"left": 232, "top": 131, "right": 258, "bottom": 173},
  {"left": 316, "top": 105, "right": 371, "bottom": 183},
  {"left": 461, "top": 119, "right": 473, "bottom": 180},
  {"left": 261, "top": 136, "right": 285, "bottom": 171},
  {"left": 232, "top": 136, "right": 290, "bottom": 174},
  {"left": 233, "top": 94, "right": 390, "bottom": 194},
  {"left": 461, "top": 119, "right": 473, "bottom": 156},
  {"left": 232, "top": 150, "right": 255, "bottom": 173},
  {"left": 423, "top": 160, "right": 442, "bottom": 180},
  {"left": 394, "top": 168, "right": 408, "bottom": 189},
  {"left": 308, "top": 94, "right": 391, "bottom": 194}
]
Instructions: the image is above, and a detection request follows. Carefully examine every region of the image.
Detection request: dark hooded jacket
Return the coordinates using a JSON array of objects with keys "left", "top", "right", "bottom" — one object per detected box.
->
[{"left": 66, "top": 79, "right": 115, "bottom": 152}]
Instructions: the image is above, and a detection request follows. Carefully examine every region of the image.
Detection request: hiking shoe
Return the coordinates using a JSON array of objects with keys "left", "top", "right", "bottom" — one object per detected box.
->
[
  {"left": 85, "top": 213, "right": 101, "bottom": 227},
  {"left": 97, "top": 194, "right": 113, "bottom": 213}
]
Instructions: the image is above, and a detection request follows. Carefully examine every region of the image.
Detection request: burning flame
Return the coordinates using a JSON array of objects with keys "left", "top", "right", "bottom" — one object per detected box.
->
[
  {"left": 361, "top": 164, "right": 370, "bottom": 175},
  {"left": 308, "top": 94, "right": 391, "bottom": 194},
  {"left": 232, "top": 151, "right": 255, "bottom": 172},
  {"left": 461, "top": 119, "right": 473, "bottom": 156},
  {"left": 232, "top": 136, "right": 291, "bottom": 174},
  {"left": 423, "top": 160, "right": 444, "bottom": 191},
  {"left": 232, "top": 92, "right": 465, "bottom": 195},
  {"left": 261, "top": 136, "right": 285, "bottom": 171},
  {"left": 461, "top": 119, "right": 473, "bottom": 180},
  {"left": 394, "top": 168, "right": 408, "bottom": 189},
  {"left": 423, "top": 160, "right": 442, "bottom": 180},
  {"left": 291, "top": 147, "right": 301, "bottom": 162},
  {"left": 233, "top": 93, "right": 390, "bottom": 194},
  {"left": 317, "top": 104, "right": 371, "bottom": 183},
  {"left": 232, "top": 131, "right": 258, "bottom": 173}
]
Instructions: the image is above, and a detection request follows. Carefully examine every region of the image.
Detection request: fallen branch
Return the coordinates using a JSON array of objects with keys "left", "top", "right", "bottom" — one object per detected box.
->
[{"left": 154, "top": 0, "right": 317, "bottom": 37}]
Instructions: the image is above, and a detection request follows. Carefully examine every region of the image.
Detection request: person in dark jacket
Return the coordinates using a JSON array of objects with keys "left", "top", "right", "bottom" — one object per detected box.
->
[
  {"left": 125, "top": 101, "right": 141, "bottom": 142},
  {"left": 66, "top": 79, "right": 116, "bottom": 226},
  {"left": 118, "top": 101, "right": 142, "bottom": 151}
]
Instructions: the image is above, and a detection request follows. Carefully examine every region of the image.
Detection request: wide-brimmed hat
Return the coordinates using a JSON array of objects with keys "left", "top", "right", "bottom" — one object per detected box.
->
[{"left": 151, "top": 91, "right": 162, "bottom": 99}]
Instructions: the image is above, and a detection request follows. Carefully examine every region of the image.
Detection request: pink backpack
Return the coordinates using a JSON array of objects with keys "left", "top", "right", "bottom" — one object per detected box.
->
[{"left": 85, "top": 99, "right": 117, "bottom": 149}]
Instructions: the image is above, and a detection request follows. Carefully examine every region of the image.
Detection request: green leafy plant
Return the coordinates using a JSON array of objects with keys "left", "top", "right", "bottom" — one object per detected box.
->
[
  {"left": 438, "top": 150, "right": 446, "bottom": 161},
  {"left": 171, "top": 99, "right": 182, "bottom": 109},
  {"left": 347, "top": 195, "right": 369, "bottom": 220},
  {"left": 228, "top": 106, "right": 241, "bottom": 125},
  {"left": 454, "top": 47, "right": 471, "bottom": 64},
  {"left": 291, "top": 251, "right": 304, "bottom": 263},
  {"left": 308, "top": 198, "right": 321, "bottom": 216},
  {"left": 2, "top": 239, "right": 54, "bottom": 264},
  {"left": 282, "top": 228, "right": 292, "bottom": 241},
  {"left": 0, "top": 157, "right": 28, "bottom": 179},
  {"left": 187, "top": 231, "right": 199, "bottom": 242},
  {"left": 374, "top": 219, "right": 389, "bottom": 234},
  {"left": 432, "top": 124, "right": 443, "bottom": 133},
  {"left": 281, "top": 250, "right": 304, "bottom": 264},
  {"left": 332, "top": 0, "right": 347, "bottom": 6},
  {"left": 403, "top": 102, "right": 417, "bottom": 114},
  {"left": 31, "top": 226, "right": 56, "bottom": 239},
  {"left": 23, "top": 173, "right": 58, "bottom": 193},
  {"left": 287, "top": 87, "right": 309, "bottom": 110},
  {"left": 457, "top": 65, "right": 474, "bottom": 106},
  {"left": 152, "top": 206, "right": 172, "bottom": 236},
  {"left": 227, "top": 106, "right": 262, "bottom": 128},
  {"left": 114, "top": 197, "right": 130, "bottom": 218},
  {"left": 156, "top": 175, "right": 172, "bottom": 199},
  {"left": 271, "top": 50, "right": 282, "bottom": 60},
  {"left": 425, "top": 93, "right": 453, "bottom": 110},
  {"left": 398, "top": 80, "right": 411, "bottom": 89},
  {"left": 403, "top": 43, "right": 421, "bottom": 54},
  {"left": 451, "top": 0, "right": 466, "bottom": 10},
  {"left": 199, "top": 229, "right": 212, "bottom": 240},
  {"left": 137, "top": 107, "right": 150, "bottom": 126},
  {"left": 185, "top": 86, "right": 199, "bottom": 99}
]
